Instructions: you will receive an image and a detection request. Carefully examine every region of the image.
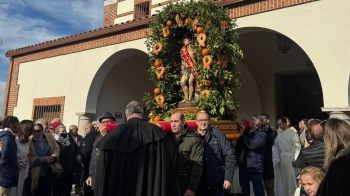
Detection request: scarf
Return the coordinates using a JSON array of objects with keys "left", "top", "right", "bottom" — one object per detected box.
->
[
  {"left": 28, "top": 133, "right": 62, "bottom": 193},
  {"left": 53, "top": 134, "right": 70, "bottom": 146},
  {"left": 32, "top": 134, "right": 44, "bottom": 149}
]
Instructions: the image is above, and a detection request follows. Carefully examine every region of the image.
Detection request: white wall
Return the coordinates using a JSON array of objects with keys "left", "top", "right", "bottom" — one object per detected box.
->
[
  {"left": 114, "top": 14, "right": 133, "bottom": 25},
  {"left": 14, "top": 39, "right": 147, "bottom": 127},
  {"left": 117, "top": 0, "right": 134, "bottom": 15},
  {"left": 235, "top": 62, "right": 262, "bottom": 120},
  {"left": 151, "top": 5, "right": 167, "bottom": 16},
  {"left": 236, "top": 0, "right": 350, "bottom": 108}
]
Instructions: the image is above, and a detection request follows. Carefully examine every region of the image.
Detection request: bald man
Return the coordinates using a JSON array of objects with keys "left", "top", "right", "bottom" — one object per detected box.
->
[
  {"left": 85, "top": 124, "right": 94, "bottom": 135},
  {"left": 69, "top": 125, "right": 83, "bottom": 149}
]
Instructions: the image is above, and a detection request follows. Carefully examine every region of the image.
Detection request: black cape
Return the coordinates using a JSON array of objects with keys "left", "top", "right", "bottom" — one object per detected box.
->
[
  {"left": 81, "top": 130, "right": 99, "bottom": 180},
  {"left": 316, "top": 152, "right": 350, "bottom": 196},
  {"left": 95, "top": 117, "right": 180, "bottom": 196}
]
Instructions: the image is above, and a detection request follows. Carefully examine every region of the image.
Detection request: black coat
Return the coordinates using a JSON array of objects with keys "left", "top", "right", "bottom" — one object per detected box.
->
[
  {"left": 200, "top": 126, "right": 235, "bottom": 189},
  {"left": 56, "top": 136, "right": 80, "bottom": 174},
  {"left": 316, "top": 151, "right": 350, "bottom": 196},
  {"left": 81, "top": 130, "right": 99, "bottom": 180},
  {"left": 94, "top": 117, "right": 180, "bottom": 196},
  {"left": 263, "top": 127, "right": 277, "bottom": 179},
  {"left": 295, "top": 140, "right": 325, "bottom": 169}
]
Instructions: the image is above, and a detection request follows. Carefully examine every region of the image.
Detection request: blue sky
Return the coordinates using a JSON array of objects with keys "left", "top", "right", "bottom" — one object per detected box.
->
[{"left": 0, "top": 0, "right": 104, "bottom": 115}]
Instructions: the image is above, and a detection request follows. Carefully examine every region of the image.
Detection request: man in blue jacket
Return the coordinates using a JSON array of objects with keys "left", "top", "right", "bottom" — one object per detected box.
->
[
  {"left": 235, "top": 114, "right": 266, "bottom": 196},
  {"left": 0, "top": 116, "right": 19, "bottom": 196},
  {"left": 195, "top": 111, "right": 235, "bottom": 196}
]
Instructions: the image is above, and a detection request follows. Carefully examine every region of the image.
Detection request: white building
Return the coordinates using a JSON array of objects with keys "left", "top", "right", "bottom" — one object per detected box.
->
[{"left": 4, "top": 0, "right": 350, "bottom": 135}]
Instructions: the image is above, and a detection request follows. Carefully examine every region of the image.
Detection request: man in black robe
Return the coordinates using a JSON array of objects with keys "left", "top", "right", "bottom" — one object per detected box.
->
[{"left": 95, "top": 100, "right": 180, "bottom": 196}]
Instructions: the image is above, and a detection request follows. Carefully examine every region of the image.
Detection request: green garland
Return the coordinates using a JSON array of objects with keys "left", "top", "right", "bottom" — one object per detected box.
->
[{"left": 143, "top": 0, "right": 243, "bottom": 121}]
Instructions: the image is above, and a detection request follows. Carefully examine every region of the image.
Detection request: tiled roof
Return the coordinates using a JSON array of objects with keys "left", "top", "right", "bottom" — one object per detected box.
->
[{"left": 5, "top": 15, "right": 155, "bottom": 57}]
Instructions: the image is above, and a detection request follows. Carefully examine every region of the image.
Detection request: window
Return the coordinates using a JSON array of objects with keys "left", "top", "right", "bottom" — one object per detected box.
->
[
  {"left": 32, "top": 96, "right": 65, "bottom": 123},
  {"left": 34, "top": 105, "right": 61, "bottom": 123},
  {"left": 134, "top": 1, "right": 149, "bottom": 19}
]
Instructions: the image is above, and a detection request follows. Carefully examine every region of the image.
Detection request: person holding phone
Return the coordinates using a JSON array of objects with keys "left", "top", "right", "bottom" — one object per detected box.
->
[{"left": 27, "top": 123, "right": 62, "bottom": 196}]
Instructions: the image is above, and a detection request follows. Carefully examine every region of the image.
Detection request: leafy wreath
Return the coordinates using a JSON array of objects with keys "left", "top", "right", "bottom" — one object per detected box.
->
[{"left": 143, "top": 0, "right": 243, "bottom": 121}]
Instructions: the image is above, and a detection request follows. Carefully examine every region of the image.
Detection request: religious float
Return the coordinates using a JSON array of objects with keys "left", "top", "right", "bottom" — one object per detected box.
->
[{"left": 143, "top": 0, "right": 243, "bottom": 139}]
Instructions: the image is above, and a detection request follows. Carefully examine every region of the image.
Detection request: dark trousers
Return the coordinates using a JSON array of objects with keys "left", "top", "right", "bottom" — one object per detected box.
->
[
  {"left": 197, "top": 178, "right": 230, "bottom": 196},
  {"left": 25, "top": 173, "right": 53, "bottom": 196},
  {"left": 239, "top": 173, "right": 264, "bottom": 196},
  {"left": 52, "top": 173, "right": 74, "bottom": 196},
  {"left": 263, "top": 179, "right": 275, "bottom": 196},
  {"left": 84, "top": 181, "right": 94, "bottom": 196}
]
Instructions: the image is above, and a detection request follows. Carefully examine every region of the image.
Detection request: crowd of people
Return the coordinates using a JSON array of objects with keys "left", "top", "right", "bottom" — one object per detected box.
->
[
  {"left": 0, "top": 117, "right": 85, "bottom": 196},
  {"left": 0, "top": 100, "right": 350, "bottom": 196}
]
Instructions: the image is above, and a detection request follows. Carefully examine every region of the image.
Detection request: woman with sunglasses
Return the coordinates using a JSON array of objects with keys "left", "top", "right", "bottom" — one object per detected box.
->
[
  {"left": 27, "top": 123, "right": 62, "bottom": 196},
  {"left": 10, "top": 120, "right": 33, "bottom": 196},
  {"left": 316, "top": 118, "right": 350, "bottom": 195}
]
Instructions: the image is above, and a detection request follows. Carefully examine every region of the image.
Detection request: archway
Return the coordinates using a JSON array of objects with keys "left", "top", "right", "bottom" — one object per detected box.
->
[
  {"left": 85, "top": 49, "right": 152, "bottom": 122},
  {"left": 235, "top": 27, "right": 326, "bottom": 127}
]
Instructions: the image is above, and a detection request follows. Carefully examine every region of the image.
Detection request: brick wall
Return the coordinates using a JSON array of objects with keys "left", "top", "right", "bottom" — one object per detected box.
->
[
  {"left": 31, "top": 96, "right": 65, "bottom": 121},
  {"left": 108, "top": 0, "right": 313, "bottom": 23},
  {"left": 104, "top": 3, "right": 118, "bottom": 26},
  {"left": 226, "top": 0, "right": 313, "bottom": 18}
]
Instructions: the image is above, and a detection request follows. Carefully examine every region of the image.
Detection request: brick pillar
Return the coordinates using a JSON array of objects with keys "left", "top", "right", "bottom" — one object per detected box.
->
[{"left": 104, "top": 0, "right": 118, "bottom": 27}]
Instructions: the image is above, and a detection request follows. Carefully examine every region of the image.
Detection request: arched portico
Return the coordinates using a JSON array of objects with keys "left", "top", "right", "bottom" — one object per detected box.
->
[
  {"left": 234, "top": 0, "right": 350, "bottom": 120},
  {"left": 235, "top": 27, "right": 325, "bottom": 127},
  {"left": 83, "top": 48, "right": 152, "bottom": 124}
]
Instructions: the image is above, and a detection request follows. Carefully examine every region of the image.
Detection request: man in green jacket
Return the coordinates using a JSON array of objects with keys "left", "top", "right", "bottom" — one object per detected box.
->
[{"left": 168, "top": 112, "right": 203, "bottom": 196}]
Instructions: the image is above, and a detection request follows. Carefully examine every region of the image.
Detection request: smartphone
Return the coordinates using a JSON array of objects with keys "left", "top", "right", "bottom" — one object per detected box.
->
[{"left": 51, "top": 156, "right": 57, "bottom": 162}]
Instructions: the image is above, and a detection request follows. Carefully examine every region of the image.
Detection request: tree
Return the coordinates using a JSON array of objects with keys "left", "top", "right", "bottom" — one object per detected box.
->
[{"left": 144, "top": 0, "right": 243, "bottom": 121}]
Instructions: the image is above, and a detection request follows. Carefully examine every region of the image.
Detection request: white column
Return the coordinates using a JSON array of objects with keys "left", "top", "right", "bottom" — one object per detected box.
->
[
  {"left": 76, "top": 112, "right": 96, "bottom": 137},
  {"left": 321, "top": 108, "right": 350, "bottom": 122}
]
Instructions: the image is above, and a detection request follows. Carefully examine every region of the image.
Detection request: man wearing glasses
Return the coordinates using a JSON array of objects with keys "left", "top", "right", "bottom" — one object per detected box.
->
[
  {"left": 195, "top": 111, "right": 235, "bottom": 196},
  {"left": 97, "top": 112, "right": 116, "bottom": 137},
  {"left": 85, "top": 112, "right": 116, "bottom": 192}
]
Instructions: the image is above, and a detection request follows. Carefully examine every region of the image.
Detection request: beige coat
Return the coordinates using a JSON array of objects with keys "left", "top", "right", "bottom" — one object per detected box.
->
[{"left": 28, "top": 133, "right": 62, "bottom": 193}]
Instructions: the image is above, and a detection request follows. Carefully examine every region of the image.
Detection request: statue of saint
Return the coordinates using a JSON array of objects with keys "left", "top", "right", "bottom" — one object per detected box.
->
[{"left": 179, "top": 34, "right": 199, "bottom": 103}]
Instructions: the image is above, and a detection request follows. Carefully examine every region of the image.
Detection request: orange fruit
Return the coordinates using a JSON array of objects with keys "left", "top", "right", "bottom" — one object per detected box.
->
[
  {"left": 154, "top": 88, "right": 161, "bottom": 95},
  {"left": 154, "top": 60, "right": 161, "bottom": 67},
  {"left": 166, "top": 20, "right": 172, "bottom": 26},
  {"left": 219, "top": 80, "right": 224, "bottom": 86},
  {"left": 196, "top": 26, "right": 203, "bottom": 34},
  {"left": 222, "top": 21, "right": 228, "bottom": 26},
  {"left": 154, "top": 116, "right": 161, "bottom": 122},
  {"left": 204, "top": 80, "right": 211, "bottom": 87},
  {"left": 202, "top": 48, "right": 209, "bottom": 56},
  {"left": 185, "top": 18, "right": 191, "bottom": 24}
]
